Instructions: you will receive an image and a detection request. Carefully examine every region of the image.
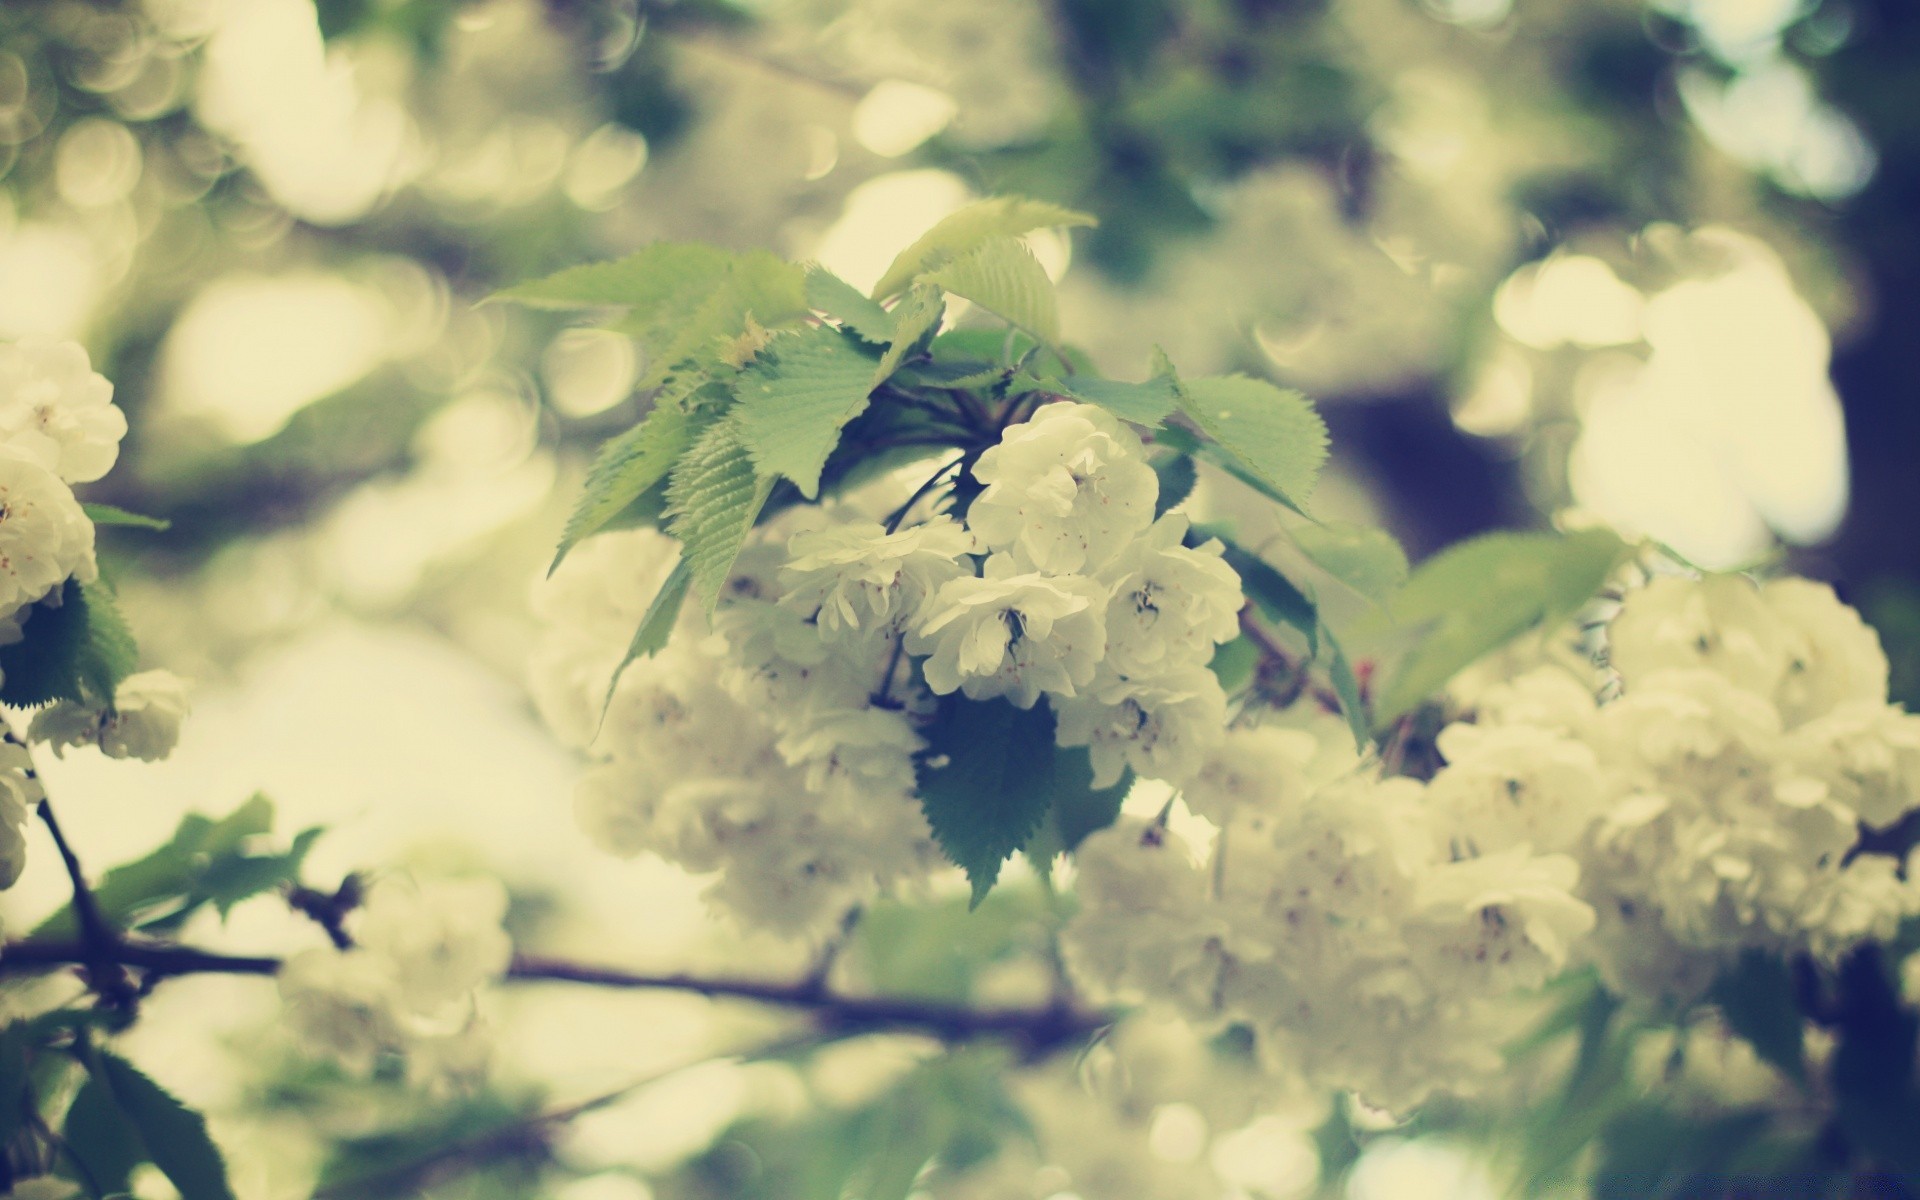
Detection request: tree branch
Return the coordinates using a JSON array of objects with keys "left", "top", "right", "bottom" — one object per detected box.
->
[{"left": 0, "top": 941, "right": 1110, "bottom": 1053}]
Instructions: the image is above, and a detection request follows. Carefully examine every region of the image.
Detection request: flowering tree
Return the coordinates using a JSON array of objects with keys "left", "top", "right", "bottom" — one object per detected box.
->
[{"left": 0, "top": 200, "right": 1918, "bottom": 1199}]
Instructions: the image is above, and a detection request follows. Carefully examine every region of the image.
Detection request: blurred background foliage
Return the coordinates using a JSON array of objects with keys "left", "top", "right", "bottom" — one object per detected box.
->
[{"left": 3, "top": 0, "right": 1920, "bottom": 1196}]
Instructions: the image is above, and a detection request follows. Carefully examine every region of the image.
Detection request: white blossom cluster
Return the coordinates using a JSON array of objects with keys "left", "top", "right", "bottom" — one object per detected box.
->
[
  {"left": 529, "top": 402, "right": 1245, "bottom": 933},
  {"left": 1064, "top": 572, "right": 1920, "bottom": 1113},
  {"left": 277, "top": 875, "right": 511, "bottom": 1088}
]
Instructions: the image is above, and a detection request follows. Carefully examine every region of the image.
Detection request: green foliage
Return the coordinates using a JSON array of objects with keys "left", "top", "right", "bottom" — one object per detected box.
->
[
  {"left": 874, "top": 283, "right": 947, "bottom": 384},
  {"left": 312, "top": 1091, "right": 548, "bottom": 1199},
  {"left": 70, "top": 1047, "right": 237, "bottom": 1200},
  {"left": 1045, "top": 349, "right": 1181, "bottom": 425},
  {"left": 854, "top": 888, "right": 1052, "bottom": 1004},
  {"left": 1322, "top": 627, "right": 1370, "bottom": 752},
  {"left": 64, "top": 1075, "right": 144, "bottom": 1197},
  {"left": 1709, "top": 951, "right": 1808, "bottom": 1086},
  {"left": 803, "top": 265, "right": 893, "bottom": 343},
  {"left": 1208, "top": 634, "right": 1260, "bottom": 694},
  {"left": 1292, "top": 522, "right": 1408, "bottom": 604},
  {"left": 1175, "top": 375, "right": 1328, "bottom": 514},
  {"left": 551, "top": 401, "right": 701, "bottom": 574},
  {"left": 80, "top": 504, "right": 170, "bottom": 532},
  {"left": 601, "top": 557, "right": 692, "bottom": 719},
  {"left": 923, "top": 237, "right": 1062, "bottom": 349},
  {"left": 0, "top": 1022, "right": 31, "bottom": 1151},
  {"left": 916, "top": 696, "right": 1064, "bottom": 906},
  {"left": 1213, "top": 534, "right": 1316, "bottom": 655},
  {"left": 34, "top": 794, "right": 317, "bottom": 941},
  {"left": 0, "top": 579, "right": 138, "bottom": 708},
  {"left": 1371, "top": 528, "right": 1631, "bottom": 725},
  {"left": 1150, "top": 451, "right": 1197, "bottom": 516},
  {"left": 870, "top": 197, "right": 1096, "bottom": 301},
  {"left": 733, "top": 325, "right": 880, "bottom": 499},
  {"left": 664, "top": 419, "right": 774, "bottom": 610}
]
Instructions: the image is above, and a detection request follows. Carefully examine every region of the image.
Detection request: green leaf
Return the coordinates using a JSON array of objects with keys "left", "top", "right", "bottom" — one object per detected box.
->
[
  {"left": 1210, "top": 534, "right": 1317, "bottom": 656},
  {"left": 82, "top": 504, "right": 170, "bottom": 531},
  {"left": 0, "top": 579, "right": 139, "bottom": 708},
  {"left": 854, "top": 889, "right": 1050, "bottom": 1004},
  {"left": 804, "top": 265, "right": 893, "bottom": 343},
  {"left": 64, "top": 1076, "right": 143, "bottom": 1197},
  {"left": 493, "top": 241, "right": 734, "bottom": 311},
  {"left": 1050, "top": 354, "right": 1181, "bottom": 424},
  {"left": 1208, "top": 635, "right": 1260, "bottom": 694},
  {"left": 923, "top": 236, "right": 1060, "bottom": 348},
  {"left": 1710, "top": 950, "right": 1808, "bottom": 1086},
  {"left": 664, "top": 419, "right": 773, "bottom": 610},
  {"left": 551, "top": 401, "right": 701, "bottom": 574},
  {"left": 600, "top": 556, "right": 692, "bottom": 720},
  {"left": 33, "top": 795, "right": 283, "bottom": 941},
  {"left": 1150, "top": 452, "right": 1196, "bottom": 517},
  {"left": 874, "top": 283, "right": 947, "bottom": 384},
  {"left": 1292, "top": 522, "right": 1408, "bottom": 604},
  {"left": 1322, "top": 625, "right": 1370, "bottom": 752},
  {"left": 1372, "top": 528, "right": 1630, "bottom": 725},
  {"left": 734, "top": 325, "right": 880, "bottom": 499},
  {"left": 620, "top": 251, "right": 810, "bottom": 388},
  {"left": 916, "top": 696, "right": 1061, "bottom": 905},
  {"left": 871, "top": 196, "right": 1096, "bottom": 301},
  {"left": 78, "top": 1049, "right": 237, "bottom": 1200},
  {"left": 1176, "top": 376, "right": 1328, "bottom": 513},
  {"left": 0, "top": 1022, "right": 32, "bottom": 1150}
]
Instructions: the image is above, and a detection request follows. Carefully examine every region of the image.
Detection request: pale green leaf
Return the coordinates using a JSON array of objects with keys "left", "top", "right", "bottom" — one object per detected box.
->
[
  {"left": 618, "top": 251, "right": 809, "bottom": 388},
  {"left": 82, "top": 504, "right": 170, "bottom": 531},
  {"left": 872, "top": 196, "right": 1095, "bottom": 300},
  {"left": 1177, "top": 375, "right": 1328, "bottom": 513},
  {"left": 664, "top": 419, "right": 773, "bottom": 610},
  {"left": 1373, "top": 528, "right": 1630, "bottom": 723},
  {"left": 734, "top": 325, "right": 879, "bottom": 499},
  {"left": 805, "top": 265, "right": 894, "bottom": 343},
  {"left": 492, "top": 242, "right": 733, "bottom": 311},
  {"left": 551, "top": 402, "right": 701, "bottom": 574},
  {"left": 923, "top": 236, "right": 1060, "bottom": 347},
  {"left": 601, "top": 556, "right": 691, "bottom": 718},
  {"left": 1292, "top": 522, "right": 1408, "bottom": 604},
  {"left": 1053, "top": 372, "right": 1180, "bottom": 425},
  {"left": 874, "top": 283, "right": 946, "bottom": 384}
]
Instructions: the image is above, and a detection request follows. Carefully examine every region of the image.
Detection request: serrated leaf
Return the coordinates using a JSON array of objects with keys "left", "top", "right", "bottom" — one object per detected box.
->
[
  {"left": 616, "top": 251, "right": 810, "bottom": 389},
  {"left": 1151, "top": 452, "right": 1196, "bottom": 517},
  {"left": 1210, "top": 534, "right": 1317, "bottom": 656},
  {"left": 1177, "top": 376, "right": 1328, "bottom": 513},
  {"left": 493, "top": 242, "right": 734, "bottom": 311},
  {"left": 1293, "top": 523, "right": 1408, "bottom": 604},
  {"left": 1372, "top": 528, "right": 1630, "bottom": 724},
  {"left": 551, "top": 402, "right": 701, "bottom": 574},
  {"left": 805, "top": 265, "right": 894, "bottom": 343},
  {"left": 872, "top": 196, "right": 1096, "bottom": 301},
  {"left": 874, "top": 283, "right": 946, "bottom": 384},
  {"left": 664, "top": 420, "right": 773, "bottom": 610},
  {"left": 923, "top": 237, "right": 1060, "bottom": 347},
  {"left": 1052, "top": 369, "right": 1180, "bottom": 425},
  {"left": 601, "top": 556, "right": 691, "bottom": 718},
  {"left": 916, "top": 696, "right": 1061, "bottom": 905},
  {"left": 1711, "top": 950, "right": 1808, "bottom": 1086},
  {"left": 81, "top": 504, "right": 170, "bottom": 531},
  {"left": 80, "top": 1049, "right": 236, "bottom": 1200},
  {"left": 0, "top": 579, "right": 138, "bottom": 708},
  {"left": 64, "top": 1075, "right": 143, "bottom": 1197},
  {"left": 735, "top": 325, "right": 880, "bottom": 499}
]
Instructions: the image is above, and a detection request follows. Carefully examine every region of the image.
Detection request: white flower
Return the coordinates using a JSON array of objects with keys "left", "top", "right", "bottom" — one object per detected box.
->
[
  {"left": 1762, "top": 578, "right": 1890, "bottom": 726},
  {"left": 0, "top": 742, "right": 42, "bottom": 890},
  {"left": 1093, "top": 514, "right": 1243, "bottom": 680},
  {"left": 277, "top": 947, "right": 404, "bottom": 1074},
  {"left": 1062, "top": 818, "right": 1228, "bottom": 1013},
  {"left": 1779, "top": 701, "right": 1920, "bottom": 829},
  {"left": 1426, "top": 722, "right": 1604, "bottom": 856},
  {"left": 1608, "top": 574, "right": 1788, "bottom": 699},
  {"left": 967, "top": 402, "right": 1158, "bottom": 574},
  {"left": 908, "top": 555, "right": 1107, "bottom": 708},
  {"left": 0, "top": 339, "right": 127, "bottom": 483},
  {"left": 778, "top": 516, "right": 977, "bottom": 643},
  {"left": 1408, "top": 849, "right": 1596, "bottom": 991},
  {"left": 1179, "top": 724, "right": 1318, "bottom": 823},
  {"left": 1055, "top": 666, "right": 1229, "bottom": 788},
  {"left": 351, "top": 876, "right": 513, "bottom": 1015},
  {"left": 1469, "top": 666, "right": 1599, "bottom": 736},
  {"left": 30, "top": 670, "right": 192, "bottom": 762},
  {"left": 0, "top": 450, "right": 97, "bottom": 616}
]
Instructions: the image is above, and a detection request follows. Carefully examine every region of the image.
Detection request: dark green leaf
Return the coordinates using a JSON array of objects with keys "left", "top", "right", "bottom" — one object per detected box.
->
[
  {"left": 916, "top": 696, "right": 1061, "bottom": 905},
  {"left": 1322, "top": 626, "right": 1369, "bottom": 752},
  {"left": 64, "top": 1076, "right": 143, "bottom": 1198},
  {"left": 734, "top": 325, "right": 880, "bottom": 499},
  {"left": 0, "top": 579, "right": 139, "bottom": 708},
  {"left": 1210, "top": 533, "right": 1317, "bottom": 655},
  {"left": 874, "top": 283, "right": 946, "bottom": 384},
  {"left": 81, "top": 504, "right": 170, "bottom": 532},
  {"left": 1046, "top": 748, "right": 1132, "bottom": 852},
  {"left": 1150, "top": 452, "right": 1196, "bottom": 517},
  {"left": 1710, "top": 950, "right": 1807, "bottom": 1086},
  {"left": 601, "top": 556, "right": 692, "bottom": 717},
  {"left": 804, "top": 265, "right": 893, "bottom": 343},
  {"left": 79, "top": 1049, "right": 236, "bottom": 1200},
  {"left": 0, "top": 1022, "right": 32, "bottom": 1150}
]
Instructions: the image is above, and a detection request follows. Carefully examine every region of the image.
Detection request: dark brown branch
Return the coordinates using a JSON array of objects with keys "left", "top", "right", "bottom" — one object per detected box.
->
[{"left": 0, "top": 942, "right": 1110, "bottom": 1053}]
